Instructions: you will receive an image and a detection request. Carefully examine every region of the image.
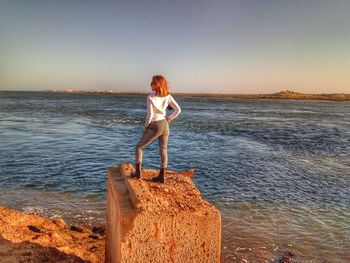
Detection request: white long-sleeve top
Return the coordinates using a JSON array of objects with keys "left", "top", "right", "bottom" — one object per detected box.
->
[{"left": 145, "top": 92, "right": 181, "bottom": 128}]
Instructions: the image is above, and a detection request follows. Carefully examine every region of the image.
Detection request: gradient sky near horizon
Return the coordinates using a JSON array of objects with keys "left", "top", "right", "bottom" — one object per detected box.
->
[{"left": 1, "top": 0, "right": 349, "bottom": 94}]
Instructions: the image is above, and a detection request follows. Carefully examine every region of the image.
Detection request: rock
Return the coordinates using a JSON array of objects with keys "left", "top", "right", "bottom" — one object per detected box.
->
[
  {"left": 27, "top": 225, "right": 42, "bottom": 233},
  {"left": 273, "top": 251, "right": 296, "bottom": 263},
  {"left": 0, "top": 206, "right": 105, "bottom": 262},
  {"left": 48, "top": 232, "right": 69, "bottom": 246},
  {"left": 52, "top": 217, "right": 67, "bottom": 229},
  {"left": 70, "top": 225, "right": 84, "bottom": 233},
  {"left": 89, "top": 245, "right": 98, "bottom": 252},
  {"left": 89, "top": 234, "right": 100, "bottom": 240},
  {"left": 180, "top": 168, "right": 196, "bottom": 179},
  {"left": 91, "top": 226, "right": 106, "bottom": 236},
  {"left": 21, "top": 251, "right": 32, "bottom": 256},
  {"left": 167, "top": 168, "right": 196, "bottom": 179}
]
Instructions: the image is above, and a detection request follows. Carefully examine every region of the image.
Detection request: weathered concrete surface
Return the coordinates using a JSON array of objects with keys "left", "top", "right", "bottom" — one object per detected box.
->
[{"left": 106, "top": 163, "right": 221, "bottom": 263}]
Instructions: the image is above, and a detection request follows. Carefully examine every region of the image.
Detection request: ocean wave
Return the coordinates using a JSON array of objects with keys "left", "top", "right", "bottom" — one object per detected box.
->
[{"left": 89, "top": 118, "right": 142, "bottom": 126}]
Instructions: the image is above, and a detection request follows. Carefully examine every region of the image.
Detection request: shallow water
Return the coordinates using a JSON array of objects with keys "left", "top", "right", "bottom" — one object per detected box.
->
[{"left": 0, "top": 91, "right": 349, "bottom": 262}]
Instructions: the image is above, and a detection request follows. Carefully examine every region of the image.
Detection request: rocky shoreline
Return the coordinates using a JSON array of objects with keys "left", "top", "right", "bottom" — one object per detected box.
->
[
  {"left": 0, "top": 201, "right": 301, "bottom": 263},
  {"left": 0, "top": 206, "right": 105, "bottom": 263}
]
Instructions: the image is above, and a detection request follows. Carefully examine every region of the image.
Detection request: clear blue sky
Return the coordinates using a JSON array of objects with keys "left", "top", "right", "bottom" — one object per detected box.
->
[{"left": 1, "top": 0, "right": 349, "bottom": 93}]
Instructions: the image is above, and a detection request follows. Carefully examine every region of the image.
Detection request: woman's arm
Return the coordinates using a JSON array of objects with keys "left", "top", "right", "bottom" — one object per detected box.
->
[
  {"left": 166, "top": 96, "right": 181, "bottom": 122},
  {"left": 145, "top": 95, "right": 153, "bottom": 129}
]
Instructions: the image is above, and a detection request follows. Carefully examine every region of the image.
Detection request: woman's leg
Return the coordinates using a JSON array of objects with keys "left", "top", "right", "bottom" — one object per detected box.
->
[
  {"left": 158, "top": 134, "right": 169, "bottom": 168},
  {"left": 151, "top": 120, "right": 170, "bottom": 183},
  {"left": 158, "top": 120, "right": 170, "bottom": 168},
  {"left": 135, "top": 123, "right": 162, "bottom": 164}
]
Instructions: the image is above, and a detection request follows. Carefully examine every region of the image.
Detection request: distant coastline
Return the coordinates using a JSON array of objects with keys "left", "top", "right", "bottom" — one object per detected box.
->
[
  {"left": 49, "top": 89, "right": 350, "bottom": 101},
  {"left": 2, "top": 89, "right": 349, "bottom": 101}
]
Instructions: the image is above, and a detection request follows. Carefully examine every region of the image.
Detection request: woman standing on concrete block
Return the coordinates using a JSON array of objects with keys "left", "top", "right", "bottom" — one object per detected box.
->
[{"left": 132, "top": 75, "right": 181, "bottom": 183}]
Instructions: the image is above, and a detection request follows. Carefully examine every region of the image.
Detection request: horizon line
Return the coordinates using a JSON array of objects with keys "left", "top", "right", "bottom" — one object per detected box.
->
[{"left": 0, "top": 89, "right": 349, "bottom": 96}]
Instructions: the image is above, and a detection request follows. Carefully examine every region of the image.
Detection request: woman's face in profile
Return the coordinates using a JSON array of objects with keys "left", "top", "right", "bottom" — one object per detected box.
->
[{"left": 150, "top": 80, "right": 157, "bottom": 91}]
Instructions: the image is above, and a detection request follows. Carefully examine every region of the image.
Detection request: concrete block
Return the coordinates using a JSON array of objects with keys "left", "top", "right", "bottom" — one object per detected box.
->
[{"left": 106, "top": 163, "right": 221, "bottom": 263}]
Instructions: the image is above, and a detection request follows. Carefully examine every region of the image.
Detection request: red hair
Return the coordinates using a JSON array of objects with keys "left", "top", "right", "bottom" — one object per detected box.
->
[{"left": 152, "top": 75, "right": 169, "bottom": 97}]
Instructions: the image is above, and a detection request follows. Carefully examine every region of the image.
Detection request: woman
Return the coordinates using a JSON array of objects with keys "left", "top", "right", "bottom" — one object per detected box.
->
[{"left": 132, "top": 75, "right": 181, "bottom": 183}]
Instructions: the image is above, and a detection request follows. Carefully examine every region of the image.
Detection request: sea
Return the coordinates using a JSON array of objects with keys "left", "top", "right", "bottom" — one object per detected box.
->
[{"left": 0, "top": 91, "right": 349, "bottom": 262}]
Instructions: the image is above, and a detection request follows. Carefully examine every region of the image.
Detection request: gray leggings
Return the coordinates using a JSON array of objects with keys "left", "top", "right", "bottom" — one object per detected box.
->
[{"left": 136, "top": 119, "right": 170, "bottom": 168}]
